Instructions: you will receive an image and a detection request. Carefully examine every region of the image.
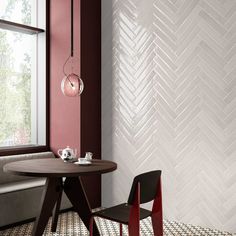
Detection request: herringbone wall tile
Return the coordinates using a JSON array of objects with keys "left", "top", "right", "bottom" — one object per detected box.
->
[{"left": 101, "top": 0, "right": 236, "bottom": 233}]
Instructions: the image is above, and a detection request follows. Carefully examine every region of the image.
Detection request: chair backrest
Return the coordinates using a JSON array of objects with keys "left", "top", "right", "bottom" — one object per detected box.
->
[{"left": 127, "top": 170, "right": 161, "bottom": 205}]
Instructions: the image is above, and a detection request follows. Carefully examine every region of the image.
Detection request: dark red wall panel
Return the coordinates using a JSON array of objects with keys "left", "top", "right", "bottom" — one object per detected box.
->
[{"left": 80, "top": 0, "right": 101, "bottom": 208}]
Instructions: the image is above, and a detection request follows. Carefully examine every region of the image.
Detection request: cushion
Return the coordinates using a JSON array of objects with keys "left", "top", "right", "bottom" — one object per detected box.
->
[
  {"left": 0, "top": 152, "right": 55, "bottom": 185},
  {"left": 0, "top": 178, "right": 46, "bottom": 194}
]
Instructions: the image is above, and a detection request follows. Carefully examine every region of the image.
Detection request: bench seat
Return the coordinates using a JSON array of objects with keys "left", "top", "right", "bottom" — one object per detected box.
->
[
  {"left": 0, "top": 152, "right": 72, "bottom": 228},
  {"left": 0, "top": 178, "right": 46, "bottom": 194}
]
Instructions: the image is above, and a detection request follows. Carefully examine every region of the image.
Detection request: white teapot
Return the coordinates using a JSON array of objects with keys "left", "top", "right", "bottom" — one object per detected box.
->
[{"left": 58, "top": 146, "right": 77, "bottom": 161}]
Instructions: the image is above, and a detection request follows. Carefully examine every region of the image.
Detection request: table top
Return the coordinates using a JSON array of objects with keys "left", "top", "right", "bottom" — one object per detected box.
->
[{"left": 3, "top": 158, "right": 117, "bottom": 178}]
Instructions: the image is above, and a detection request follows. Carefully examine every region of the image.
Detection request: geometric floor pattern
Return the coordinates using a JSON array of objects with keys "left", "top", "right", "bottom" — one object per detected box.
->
[{"left": 0, "top": 211, "right": 233, "bottom": 236}]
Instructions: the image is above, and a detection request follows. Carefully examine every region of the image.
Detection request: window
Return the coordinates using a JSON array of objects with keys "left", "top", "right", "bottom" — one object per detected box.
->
[{"left": 0, "top": 0, "right": 48, "bottom": 153}]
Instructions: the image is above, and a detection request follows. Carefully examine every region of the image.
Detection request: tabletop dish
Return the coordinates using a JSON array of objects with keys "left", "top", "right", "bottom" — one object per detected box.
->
[{"left": 74, "top": 160, "right": 91, "bottom": 165}]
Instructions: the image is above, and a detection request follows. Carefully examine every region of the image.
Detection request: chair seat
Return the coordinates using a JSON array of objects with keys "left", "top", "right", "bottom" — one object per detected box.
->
[{"left": 92, "top": 203, "right": 152, "bottom": 224}]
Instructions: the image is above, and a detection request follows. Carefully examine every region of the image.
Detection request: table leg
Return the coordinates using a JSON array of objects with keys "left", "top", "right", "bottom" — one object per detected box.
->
[
  {"left": 64, "top": 177, "right": 100, "bottom": 236},
  {"left": 51, "top": 180, "right": 63, "bottom": 232},
  {"left": 32, "top": 177, "right": 62, "bottom": 236}
]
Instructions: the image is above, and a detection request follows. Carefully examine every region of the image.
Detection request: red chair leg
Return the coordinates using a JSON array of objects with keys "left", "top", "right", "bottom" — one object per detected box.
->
[
  {"left": 128, "top": 183, "right": 140, "bottom": 236},
  {"left": 151, "top": 178, "right": 163, "bottom": 236},
  {"left": 151, "top": 212, "right": 163, "bottom": 236},
  {"left": 89, "top": 216, "right": 94, "bottom": 236},
  {"left": 120, "top": 223, "right": 122, "bottom": 236}
]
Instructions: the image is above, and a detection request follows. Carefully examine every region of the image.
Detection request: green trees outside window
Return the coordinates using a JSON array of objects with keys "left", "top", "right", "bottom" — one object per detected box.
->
[{"left": 0, "top": 0, "right": 45, "bottom": 148}]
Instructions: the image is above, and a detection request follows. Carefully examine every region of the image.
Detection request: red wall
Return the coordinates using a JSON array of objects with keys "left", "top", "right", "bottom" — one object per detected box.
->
[
  {"left": 50, "top": 0, "right": 81, "bottom": 156},
  {"left": 50, "top": 0, "right": 101, "bottom": 208}
]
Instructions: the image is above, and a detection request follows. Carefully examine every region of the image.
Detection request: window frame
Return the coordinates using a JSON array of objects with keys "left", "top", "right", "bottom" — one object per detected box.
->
[{"left": 0, "top": 0, "right": 50, "bottom": 156}]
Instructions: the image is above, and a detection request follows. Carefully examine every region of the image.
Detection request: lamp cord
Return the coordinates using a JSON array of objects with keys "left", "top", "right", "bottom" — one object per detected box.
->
[
  {"left": 62, "top": 0, "right": 74, "bottom": 87},
  {"left": 63, "top": 0, "right": 74, "bottom": 77},
  {"left": 71, "top": 0, "right": 73, "bottom": 57}
]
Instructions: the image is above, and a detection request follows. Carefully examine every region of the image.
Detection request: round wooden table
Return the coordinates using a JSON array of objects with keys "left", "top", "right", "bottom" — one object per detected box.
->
[{"left": 4, "top": 158, "right": 117, "bottom": 236}]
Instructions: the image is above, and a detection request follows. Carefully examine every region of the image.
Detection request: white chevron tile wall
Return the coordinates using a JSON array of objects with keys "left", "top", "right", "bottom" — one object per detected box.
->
[{"left": 101, "top": 0, "right": 236, "bottom": 233}]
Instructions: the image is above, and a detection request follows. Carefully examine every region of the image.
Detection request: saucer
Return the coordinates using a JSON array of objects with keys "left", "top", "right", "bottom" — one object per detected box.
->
[{"left": 74, "top": 160, "right": 91, "bottom": 166}]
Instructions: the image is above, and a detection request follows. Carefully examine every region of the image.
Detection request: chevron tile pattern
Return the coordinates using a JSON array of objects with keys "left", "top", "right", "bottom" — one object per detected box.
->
[{"left": 102, "top": 0, "right": 236, "bottom": 234}]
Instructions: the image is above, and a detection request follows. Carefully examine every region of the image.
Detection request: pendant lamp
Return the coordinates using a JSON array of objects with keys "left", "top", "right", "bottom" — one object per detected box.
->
[{"left": 61, "top": 0, "right": 84, "bottom": 97}]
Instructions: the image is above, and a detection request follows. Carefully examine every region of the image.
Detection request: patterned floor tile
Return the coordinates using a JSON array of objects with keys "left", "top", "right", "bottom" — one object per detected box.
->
[{"left": 0, "top": 211, "right": 233, "bottom": 236}]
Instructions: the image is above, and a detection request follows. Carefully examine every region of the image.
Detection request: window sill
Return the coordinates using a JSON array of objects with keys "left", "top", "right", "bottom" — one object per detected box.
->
[
  {"left": 0, "top": 145, "right": 50, "bottom": 156},
  {"left": 0, "top": 19, "right": 44, "bottom": 35}
]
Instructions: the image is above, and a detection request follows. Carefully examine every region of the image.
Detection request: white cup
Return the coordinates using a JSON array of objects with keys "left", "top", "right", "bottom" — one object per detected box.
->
[{"left": 78, "top": 157, "right": 87, "bottom": 164}]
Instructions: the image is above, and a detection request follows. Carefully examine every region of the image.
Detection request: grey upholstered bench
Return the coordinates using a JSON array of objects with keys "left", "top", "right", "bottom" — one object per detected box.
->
[{"left": 0, "top": 152, "right": 71, "bottom": 228}]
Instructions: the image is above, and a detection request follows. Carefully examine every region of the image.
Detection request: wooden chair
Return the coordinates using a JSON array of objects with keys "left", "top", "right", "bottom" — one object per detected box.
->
[{"left": 90, "top": 170, "right": 163, "bottom": 236}]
